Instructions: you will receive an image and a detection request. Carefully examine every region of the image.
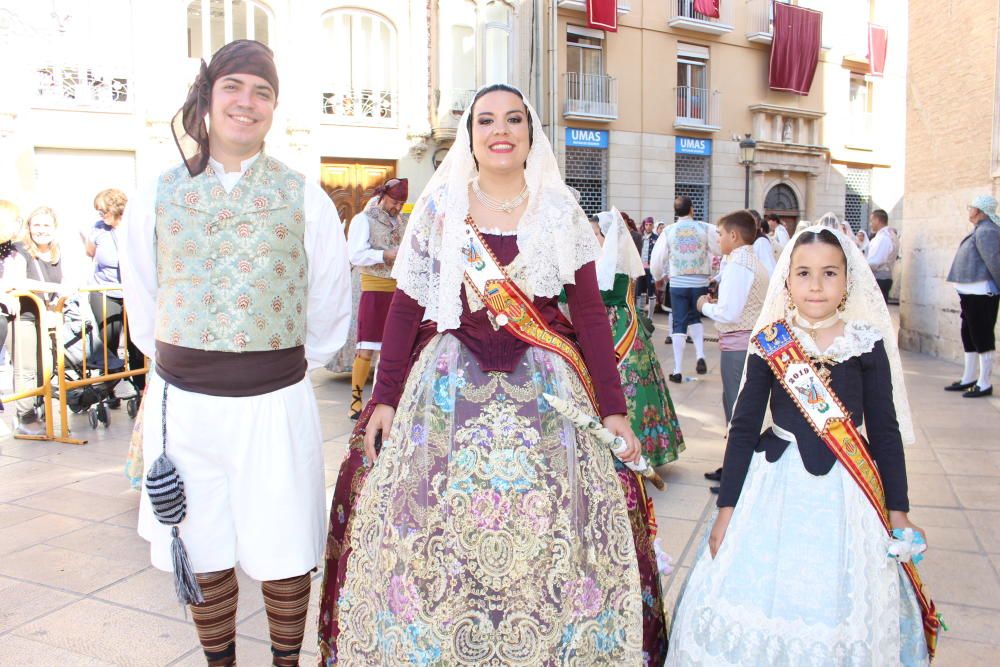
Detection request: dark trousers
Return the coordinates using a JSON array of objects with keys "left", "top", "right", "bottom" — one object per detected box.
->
[
  {"left": 876, "top": 278, "right": 892, "bottom": 303},
  {"left": 635, "top": 270, "right": 656, "bottom": 299},
  {"left": 959, "top": 293, "right": 1000, "bottom": 353},
  {"left": 669, "top": 286, "right": 708, "bottom": 334},
  {"left": 89, "top": 293, "right": 146, "bottom": 391}
]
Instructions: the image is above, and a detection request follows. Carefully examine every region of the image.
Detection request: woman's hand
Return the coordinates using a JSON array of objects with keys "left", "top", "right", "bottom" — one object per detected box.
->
[
  {"left": 709, "top": 507, "right": 735, "bottom": 559},
  {"left": 363, "top": 404, "right": 395, "bottom": 463},
  {"left": 890, "top": 510, "right": 928, "bottom": 549},
  {"left": 602, "top": 414, "right": 641, "bottom": 464}
]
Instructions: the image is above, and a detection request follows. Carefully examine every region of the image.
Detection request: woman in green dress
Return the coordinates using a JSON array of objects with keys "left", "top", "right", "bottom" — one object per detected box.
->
[{"left": 595, "top": 209, "right": 685, "bottom": 466}]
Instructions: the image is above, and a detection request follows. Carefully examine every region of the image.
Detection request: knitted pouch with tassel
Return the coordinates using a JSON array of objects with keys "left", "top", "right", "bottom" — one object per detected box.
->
[{"left": 145, "top": 382, "right": 204, "bottom": 605}]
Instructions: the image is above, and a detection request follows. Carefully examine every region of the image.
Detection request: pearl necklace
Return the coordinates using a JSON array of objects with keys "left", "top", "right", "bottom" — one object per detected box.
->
[{"left": 472, "top": 178, "right": 529, "bottom": 214}]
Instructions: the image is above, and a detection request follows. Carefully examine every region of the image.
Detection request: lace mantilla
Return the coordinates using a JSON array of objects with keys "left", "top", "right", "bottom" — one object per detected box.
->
[
  {"left": 780, "top": 319, "right": 883, "bottom": 363},
  {"left": 391, "top": 86, "right": 598, "bottom": 331}
]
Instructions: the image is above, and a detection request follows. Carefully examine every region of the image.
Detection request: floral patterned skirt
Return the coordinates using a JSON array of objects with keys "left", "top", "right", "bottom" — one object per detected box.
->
[
  {"left": 609, "top": 304, "right": 685, "bottom": 467},
  {"left": 329, "top": 334, "right": 644, "bottom": 665}
]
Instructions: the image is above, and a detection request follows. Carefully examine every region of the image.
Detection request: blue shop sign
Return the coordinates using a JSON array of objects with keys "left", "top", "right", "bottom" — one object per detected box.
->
[
  {"left": 675, "top": 136, "right": 712, "bottom": 156},
  {"left": 565, "top": 127, "right": 609, "bottom": 149}
]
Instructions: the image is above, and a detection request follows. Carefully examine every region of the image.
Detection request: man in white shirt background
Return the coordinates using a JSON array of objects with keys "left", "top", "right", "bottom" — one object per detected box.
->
[
  {"left": 866, "top": 208, "right": 899, "bottom": 303},
  {"left": 650, "top": 195, "right": 721, "bottom": 382}
]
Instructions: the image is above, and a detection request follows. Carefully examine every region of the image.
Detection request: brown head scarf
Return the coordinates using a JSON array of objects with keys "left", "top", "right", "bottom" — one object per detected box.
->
[{"left": 171, "top": 40, "right": 280, "bottom": 177}]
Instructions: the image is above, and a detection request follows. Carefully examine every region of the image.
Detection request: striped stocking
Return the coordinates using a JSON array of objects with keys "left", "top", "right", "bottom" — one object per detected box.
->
[
  {"left": 262, "top": 573, "right": 311, "bottom": 666},
  {"left": 191, "top": 568, "right": 239, "bottom": 666}
]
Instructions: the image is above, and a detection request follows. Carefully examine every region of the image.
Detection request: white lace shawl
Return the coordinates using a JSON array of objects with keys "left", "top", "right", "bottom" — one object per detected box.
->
[
  {"left": 390, "top": 86, "right": 599, "bottom": 331},
  {"left": 596, "top": 207, "right": 645, "bottom": 291},
  {"left": 744, "top": 224, "right": 916, "bottom": 444}
]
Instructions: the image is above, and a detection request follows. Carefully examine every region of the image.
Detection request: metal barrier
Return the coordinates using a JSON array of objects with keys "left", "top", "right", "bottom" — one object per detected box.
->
[{"left": 2, "top": 284, "right": 148, "bottom": 444}]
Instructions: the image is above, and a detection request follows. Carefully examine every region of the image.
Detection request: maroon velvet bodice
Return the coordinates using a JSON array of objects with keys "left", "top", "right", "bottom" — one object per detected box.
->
[{"left": 371, "top": 233, "right": 627, "bottom": 418}]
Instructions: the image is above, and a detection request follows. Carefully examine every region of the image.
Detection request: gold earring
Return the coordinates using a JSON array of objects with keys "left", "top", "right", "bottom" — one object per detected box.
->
[
  {"left": 784, "top": 286, "right": 794, "bottom": 312},
  {"left": 837, "top": 293, "right": 848, "bottom": 312}
]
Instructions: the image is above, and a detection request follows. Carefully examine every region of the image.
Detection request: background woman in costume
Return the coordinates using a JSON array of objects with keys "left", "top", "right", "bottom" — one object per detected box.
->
[
  {"left": 323, "top": 84, "right": 645, "bottom": 664},
  {"left": 594, "top": 208, "right": 685, "bottom": 468},
  {"left": 667, "top": 226, "right": 931, "bottom": 666}
]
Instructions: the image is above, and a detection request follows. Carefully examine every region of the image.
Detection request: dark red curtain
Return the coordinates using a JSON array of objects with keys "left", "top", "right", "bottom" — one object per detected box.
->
[
  {"left": 587, "top": 0, "right": 618, "bottom": 32},
  {"left": 694, "top": 0, "right": 721, "bottom": 19},
  {"left": 868, "top": 24, "right": 888, "bottom": 76},
  {"left": 768, "top": 3, "right": 822, "bottom": 95}
]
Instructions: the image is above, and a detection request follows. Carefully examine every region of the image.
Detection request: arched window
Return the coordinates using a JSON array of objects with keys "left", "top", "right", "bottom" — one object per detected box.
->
[
  {"left": 435, "top": 0, "right": 515, "bottom": 127},
  {"left": 320, "top": 9, "right": 398, "bottom": 126},
  {"left": 483, "top": 1, "right": 513, "bottom": 85},
  {"left": 186, "top": 0, "right": 272, "bottom": 60}
]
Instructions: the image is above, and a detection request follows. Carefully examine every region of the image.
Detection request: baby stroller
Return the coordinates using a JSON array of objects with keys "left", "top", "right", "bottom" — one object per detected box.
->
[{"left": 43, "top": 297, "right": 140, "bottom": 428}]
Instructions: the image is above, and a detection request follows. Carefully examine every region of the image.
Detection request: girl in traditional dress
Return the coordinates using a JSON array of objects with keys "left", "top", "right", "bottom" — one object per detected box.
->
[
  {"left": 593, "top": 208, "right": 684, "bottom": 466},
  {"left": 323, "top": 84, "right": 646, "bottom": 665},
  {"left": 666, "top": 226, "right": 938, "bottom": 666}
]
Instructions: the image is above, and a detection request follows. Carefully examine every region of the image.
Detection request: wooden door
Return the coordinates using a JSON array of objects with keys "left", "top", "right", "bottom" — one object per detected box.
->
[{"left": 320, "top": 159, "right": 396, "bottom": 230}]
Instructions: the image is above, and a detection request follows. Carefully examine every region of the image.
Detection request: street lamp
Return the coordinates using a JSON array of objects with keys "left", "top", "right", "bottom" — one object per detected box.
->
[{"left": 738, "top": 133, "right": 757, "bottom": 209}]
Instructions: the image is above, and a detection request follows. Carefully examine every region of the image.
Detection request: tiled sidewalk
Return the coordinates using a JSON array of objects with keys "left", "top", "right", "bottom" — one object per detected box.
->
[{"left": 1, "top": 323, "right": 998, "bottom": 665}]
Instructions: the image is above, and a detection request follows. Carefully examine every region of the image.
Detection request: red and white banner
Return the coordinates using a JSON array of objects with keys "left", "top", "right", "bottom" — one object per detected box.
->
[
  {"left": 587, "top": 0, "right": 618, "bottom": 32},
  {"left": 693, "top": 0, "right": 720, "bottom": 19},
  {"left": 868, "top": 24, "right": 888, "bottom": 77}
]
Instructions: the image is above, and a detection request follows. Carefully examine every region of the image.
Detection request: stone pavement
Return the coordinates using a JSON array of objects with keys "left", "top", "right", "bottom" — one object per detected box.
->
[{"left": 0, "top": 315, "right": 998, "bottom": 665}]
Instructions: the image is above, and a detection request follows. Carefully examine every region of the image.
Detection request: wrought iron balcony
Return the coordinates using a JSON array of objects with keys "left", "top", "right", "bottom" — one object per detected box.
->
[
  {"left": 674, "top": 86, "right": 721, "bottom": 132},
  {"left": 321, "top": 88, "right": 397, "bottom": 127},
  {"left": 668, "top": 0, "right": 734, "bottom": 36},
  {"left": 33, "top": 65, "right": 130, "bottom": 111},
  {"left": 563, "top": 73, "right": 618, "bottom": 122},
  {"left": 745, "top": 0, "right": 775, "bottom": 43},
  {"left": 432, "top": 88, "right": 477, "bottom": 141}
]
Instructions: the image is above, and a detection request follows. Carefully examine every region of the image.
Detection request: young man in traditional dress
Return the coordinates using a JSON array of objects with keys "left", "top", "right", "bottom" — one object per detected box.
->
[
  {"left": 121, "top": 40, "right": 351, "bottom": 666},
  {"left": 346, "top": 177, "right": 407, "bottom": 419}
]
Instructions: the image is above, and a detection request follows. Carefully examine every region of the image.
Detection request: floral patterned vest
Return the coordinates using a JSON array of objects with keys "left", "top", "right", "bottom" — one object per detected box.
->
[
  {"left": 666, "top": 218, "right": 714, "bottom": 277},
  {"left": 356, "top": 204, "right": 406, "bottom": 279},
  {"left": 154, "top": 155, "right": 307, "bottom": 352}
]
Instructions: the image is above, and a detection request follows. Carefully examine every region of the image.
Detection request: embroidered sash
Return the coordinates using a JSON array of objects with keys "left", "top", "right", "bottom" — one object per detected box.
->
[
  {"left": 461, "top": 217, "right": 600, "bottom": 412},
  {"left": 613, "top": 281, "right": 639, "bottom": 367},
  {"left": 753, "top": 319, "right": 940, "bottom": 659}
]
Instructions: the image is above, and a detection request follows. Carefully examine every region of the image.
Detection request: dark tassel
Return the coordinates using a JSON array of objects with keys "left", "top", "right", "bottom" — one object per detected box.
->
[{"left": 171, "top": 526, "right": 205, "bottom": 605}]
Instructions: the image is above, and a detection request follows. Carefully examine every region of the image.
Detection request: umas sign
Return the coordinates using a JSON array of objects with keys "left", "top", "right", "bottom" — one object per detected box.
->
[
  {"left": 675, "top": 137, "right": 712, "bottom": 156},
  {"left": 565, "top": 128, "right": 609, "bottom": 149}
]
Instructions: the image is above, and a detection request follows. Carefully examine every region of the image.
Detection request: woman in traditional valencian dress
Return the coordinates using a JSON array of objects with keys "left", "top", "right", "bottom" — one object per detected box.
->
[
  {"left": 666, "top": 226, "right": 939, "bottom": 665},
  {"left": 594, "top": 208, "right": 685, "bottom": 467},
  {"left": 322, "top": 84, "right": 646, "bottom": 665}
]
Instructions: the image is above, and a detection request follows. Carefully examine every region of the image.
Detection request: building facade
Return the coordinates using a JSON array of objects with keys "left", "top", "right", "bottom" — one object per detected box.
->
[
  {"left": 547, "top": 0, "right": 907, "bottom": 232},
  {"left": 899, "top": 0, "right": 1000, "bottom": 361},
  {"left": 0, "top": 0, "right": 534, "bottom": 283},
  {"left": 0, "top": 0, "right": 906, "bottom": 283}
]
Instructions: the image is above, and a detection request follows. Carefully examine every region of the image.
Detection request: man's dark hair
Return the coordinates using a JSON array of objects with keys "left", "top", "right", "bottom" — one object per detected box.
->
[
  {"left": 871, "top": 209, "right": 889, "bottom": 226},
  {"left": 718, "top": 210, "right": 758, "bottom": 245},
  {"left": 675, "top": 196, "right": 693, "bottom": 217}
]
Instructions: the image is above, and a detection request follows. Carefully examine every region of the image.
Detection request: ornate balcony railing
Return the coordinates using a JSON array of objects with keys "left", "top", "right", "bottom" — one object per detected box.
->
[
  {"left": 432, "top": 88, "right": 477, "bottom": 141},
  {"left": 33, "top": 65, "right": 130, "bottom": 111},
  {"left": 668, "top": 0, "right": 734, "bottom": 36},
  {"left": 745, "top": 0, "right": 775, "bottom": 43},
  {"left": 563, "top": 72, "right": 618, "bottom": 122},
  {"left": 674, "top": 86, "right": 721, "bottom": 131},
  {"left": 321, "top": 88, "right": 397, "bottom": 127}
]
